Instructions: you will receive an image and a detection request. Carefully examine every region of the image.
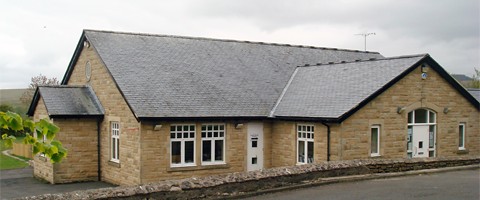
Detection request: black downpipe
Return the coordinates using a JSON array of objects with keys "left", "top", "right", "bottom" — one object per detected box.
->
[
  {"left": 97, "top": 119, "right": 101, "bottom": 181},
  {"left": 321, "top": 122, "right": 331, "bottom": 161}
]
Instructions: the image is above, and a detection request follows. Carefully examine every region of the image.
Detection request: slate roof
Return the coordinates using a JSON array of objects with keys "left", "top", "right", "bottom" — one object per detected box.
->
[
  {"left": 272, "top": 55, "right": 427, "bottom": 119},
  {"left": 36, "top": 86, "right": 104, "bottom": 116},
  {"left": 468, "top": 88, "right": 480, "bottom": 102},
  {"left": 81, "top": 30, "right": 384, "bottom": 118}
]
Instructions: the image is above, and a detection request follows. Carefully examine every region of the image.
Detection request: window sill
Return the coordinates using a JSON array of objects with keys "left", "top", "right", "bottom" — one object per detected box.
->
[
  {"left": 457, "top": 149, "right": 468, "bottom": 154},
  {"left": 167, "top": 163, "right": 230, "bottom": 172},
  {"left": 108, "top": 160, "right": 121, "bottom": 168},
  {"left": 370, "top": 154, "right": 381, "bottom": 158}
]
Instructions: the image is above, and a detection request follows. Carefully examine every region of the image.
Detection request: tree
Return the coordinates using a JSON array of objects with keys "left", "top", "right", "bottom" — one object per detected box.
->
[
  {"left": 20, "top": 74, "right": 59, "bottom": 105},
  {"left": 470, "top": 68, "right": 480, "bottom": 88},
  {"left": 1, "top": 111, "right": 67, "bottom": 163},
  {"left": 0, "top": 104, "right": 14, "bottom": 112}
]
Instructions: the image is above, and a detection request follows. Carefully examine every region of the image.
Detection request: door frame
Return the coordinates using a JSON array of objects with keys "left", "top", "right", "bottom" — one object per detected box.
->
[
  {"left": 407, "top": 108, "right": 436, "bottom": 158},
  {"left": 247, "top": 122, "right": 264, "bottom": 171}
]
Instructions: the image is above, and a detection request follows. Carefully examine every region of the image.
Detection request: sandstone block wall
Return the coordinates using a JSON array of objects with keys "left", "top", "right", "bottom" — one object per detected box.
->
[
  {"left": 331, "top": 63, "right": 479, "bottom": 160},
  {"left": 67, "top": 44, "right": 141, "bottom": 185},
  {"left": 140, "top": 121, "right": 248, "bottom": 183}
]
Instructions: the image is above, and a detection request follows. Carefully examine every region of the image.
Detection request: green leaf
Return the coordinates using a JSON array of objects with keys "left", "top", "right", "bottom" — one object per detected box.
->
[
  {"left": 23, "top": 119, "right": 35, "bottom": 133},
  {"left": 5, "top": 112, "right": 23, "bottom": 131}
]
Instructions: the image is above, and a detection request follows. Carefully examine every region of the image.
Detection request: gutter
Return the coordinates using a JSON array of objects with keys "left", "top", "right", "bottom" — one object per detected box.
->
[{"left": 321, "top": 122, "right": 331, "bottom": 161}]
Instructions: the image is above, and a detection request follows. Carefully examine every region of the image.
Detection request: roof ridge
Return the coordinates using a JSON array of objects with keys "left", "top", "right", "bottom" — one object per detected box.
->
[
  {"left": 297, "top": 54, "right": 428, "bottom": 68},
  {"left": 83, "top": 29, "right": 381, "bottom": 54}
]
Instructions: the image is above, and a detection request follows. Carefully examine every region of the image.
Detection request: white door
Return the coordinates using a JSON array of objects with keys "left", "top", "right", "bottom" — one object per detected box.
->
[
  {"left": 247, "top": 122, "right": 264, "bottom": 171},
  {"left": 412, "top": 126, "right": 429, "bottom": 158}
]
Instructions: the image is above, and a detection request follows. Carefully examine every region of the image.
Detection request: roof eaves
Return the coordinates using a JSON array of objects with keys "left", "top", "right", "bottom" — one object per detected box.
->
[
  {"left": 61, "top": 32, "right": 86, "bottom": 85},
  {"left": 26, "top": 87, "right": 40, "bottom": 116}
]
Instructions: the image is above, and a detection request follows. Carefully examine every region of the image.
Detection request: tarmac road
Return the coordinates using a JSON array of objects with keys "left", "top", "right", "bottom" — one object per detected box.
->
[
  {"left": 242, "top": 168, "right": 480, "bottom": 200},
  {"left": 0, "top": 167, "right": 115, "bottom": 200}
]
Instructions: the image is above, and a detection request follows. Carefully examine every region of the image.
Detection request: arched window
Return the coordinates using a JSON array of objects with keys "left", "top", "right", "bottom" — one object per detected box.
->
[{"left": 407, "top": 109, "right": 436, "bottom": 158}]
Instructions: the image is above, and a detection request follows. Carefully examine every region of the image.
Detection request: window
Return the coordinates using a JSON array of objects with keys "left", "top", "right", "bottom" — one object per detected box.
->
[
  {"left": 170, "top": 125, "right": 196, "bottom": 167},
  {"left": 459, "top": 123, "right": 466, "bottom": 150},
  {"left": 297, "top": 125, "right": 314, "bottom": 164},
  {"left": 110, "top": 121, "right": 120, "bottom": 163},
  {"left": 371, "top": 126, "right": 380, "bottom": 156},
  {"left": 201, "top": 124, "right": 225, "bottom": 165}
]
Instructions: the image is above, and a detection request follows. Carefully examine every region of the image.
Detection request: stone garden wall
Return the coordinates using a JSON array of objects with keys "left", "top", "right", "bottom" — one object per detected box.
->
[{"left": 21, "top": 157, "right": 479, "bottom": 200}]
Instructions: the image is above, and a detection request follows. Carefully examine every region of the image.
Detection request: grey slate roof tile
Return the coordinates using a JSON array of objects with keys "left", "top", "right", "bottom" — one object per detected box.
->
[
  {"left": 39, "top": 86, "right": 104, "bottom": 116},
  {"left": 84, "top": 30, "right": 384, "bottom": 118},
  {"left": 273, "top": 55, "right": 426, "bottom": 118},
  {"left": 468, "top": 88, "right": 480, "bottom": 102}
]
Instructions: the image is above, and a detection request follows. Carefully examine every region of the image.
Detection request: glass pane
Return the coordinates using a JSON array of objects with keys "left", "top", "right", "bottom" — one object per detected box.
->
[
  {"left": 185, "top": 141, "right": 194, "bottom": 163},
  {"left": 429, "top": 151, "right": 435, "bottom": 157},
  {"left": 116, "top": 138, "right": 120, "bottom": 159},
  {"left": 220, "top": 132, "right": 224, "bottom": 137},
  {"left": 170, "top": 133, "right": 175, "bottom": 139},
  {"left": 407, "top": 126, "right": 413, "bottom": 151},
  {"left": 171, "top": 126, "right": 175, "bottom": 132},
  {"left": 407, "top": 152, "right": 412, "bottom": 159},
  {"left": 215, "top": 140, "right": 223, "bottom": 161},
  {"left": 252, "top": 140, "right": 257, "bottom": 148},
  {"left": 414, "top": 109, "right": 427, "bottom": 123},
  {"left": 459, "top": 125, "right": 464, "bottom": 147},
  {"left": 183, "top": 125, "right": 188, "bottom": 131},
  {"left": 219, "top": 125, "right": 224, "bottom": 130},
  {"left": 298, "top": 141, "right": 305, "bottom": 163},
  {"left": 183, "top": 132, "right": 188, "bottom": 138},
  {"left": 208, "top": 132, "right": 212, "bottom": 137},
  {"left": 371, "top": 128, "right": 378, "bottom": 154},
  {"left": 190, "top": 132, "right": 194, "bottom": 138},
  {"left": 429, "top": 125, "right": 435, "bottom": 148},
  {"left": 429, "top": 111, "right": 435, "bottom": 123},
  {"left": 178, "top": 126, "right": 182, "bottom": 131},
  {"left": 408, "top": 111, "right": 413, "bottom": 124},
  {"left": 307, "top": 141, "right": 314, "bottom": 163},
  {"left": 112, "top": 138, "right": 116, "bottom": 159},
  {"left": 202, "top": 125, "right": 206, "bottom": 131},
  {"left": 202, "top": 141, "right": 211, "bottom": 162},
  {"left": 214, "top": 132, "right": 218, "bottom": 137},
  {"left": 177, "top": 133, "right": 182, "bottom": 138},
  {"left": 171, "top": 141, "right": 181, "bottom": 164},
  {"left": 190, "top": 125, "right": 195, "bottom": 130},
  {"left": 202, "top": 132, "right": 206, "bottom": 138}
]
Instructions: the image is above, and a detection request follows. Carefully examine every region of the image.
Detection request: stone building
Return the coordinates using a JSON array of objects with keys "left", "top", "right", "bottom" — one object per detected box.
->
[{"left": 27, "top": 30, "right": 479, "bottom": 185}]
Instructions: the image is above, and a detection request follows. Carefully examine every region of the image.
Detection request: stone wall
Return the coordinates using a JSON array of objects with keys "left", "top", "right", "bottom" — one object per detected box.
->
[
  {"left": 22, "top": 157, "right": 479, "bottom": 200},
  {"left": 67, "top": 44, "right": 141, "bottom": 185},
  {"left": 49, "top": 118, "right": 99, "bottom": 183},
  {"left": 331, "top": 63, "right": 479, "bottom": 160},
  {"left": 32, "top": 97, "right": 54, "bottom": 183},
  {"left": 139, "top": 121, "right": 248, "bottom": 183}
]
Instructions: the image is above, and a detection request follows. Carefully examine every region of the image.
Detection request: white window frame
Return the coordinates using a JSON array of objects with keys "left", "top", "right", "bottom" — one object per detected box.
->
[
  {"left": 297, "top": 124, "right": 314, "bottom": 165},
  {"left": 110, "top": 121, "right": 120, "bottom": 163},
  {"left": 201, "top": 124, "right": 226, "bottom": 165},
  {"left": 370, "top": 125, "right": 380, "bottom": 157},
  {"left": 458, "top": 123, "right": 466, "bottom": 150},
  {"left": 170, "top": 124, "right": 196, "bottom": 167}
]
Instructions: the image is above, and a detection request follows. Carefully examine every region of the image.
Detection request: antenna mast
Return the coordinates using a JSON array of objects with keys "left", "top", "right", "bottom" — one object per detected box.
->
[{"left": 356, "top": 32, "right": 376, "bottom": 51}]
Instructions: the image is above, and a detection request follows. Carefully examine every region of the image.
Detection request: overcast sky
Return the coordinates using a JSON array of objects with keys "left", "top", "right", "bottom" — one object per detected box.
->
[{"left": 0, "top": 0, "right": 478, "bottom": 89}]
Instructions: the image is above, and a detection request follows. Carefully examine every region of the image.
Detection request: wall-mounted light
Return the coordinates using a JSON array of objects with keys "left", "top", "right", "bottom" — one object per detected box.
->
[
  {"left": 83, "top": 40, "right": 90, "bottom": 48},
  {"left": 443, "top": 107, "right": 450, "bottom": 114},
  {"left": 421, "top": 64, "right": 428, "bottom": 73},
  {"left": 235, "top": 123, "right": 244, "bottom": 129},
  {"left": 397, "top": 106, "right": 406, "bottom": 114},
  {"left": 154, "top": 124, "right": 162, "bottom": 131}
]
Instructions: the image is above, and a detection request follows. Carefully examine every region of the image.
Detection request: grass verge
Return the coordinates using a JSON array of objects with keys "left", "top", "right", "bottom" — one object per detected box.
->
[{"left": 0, "top": 137, "right": 30, "bottom": 170}]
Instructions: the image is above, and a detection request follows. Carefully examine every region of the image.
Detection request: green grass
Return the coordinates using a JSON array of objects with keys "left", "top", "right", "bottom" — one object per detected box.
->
[{"left": 0, "top": 137, "right": 30, "bottom": 170}]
